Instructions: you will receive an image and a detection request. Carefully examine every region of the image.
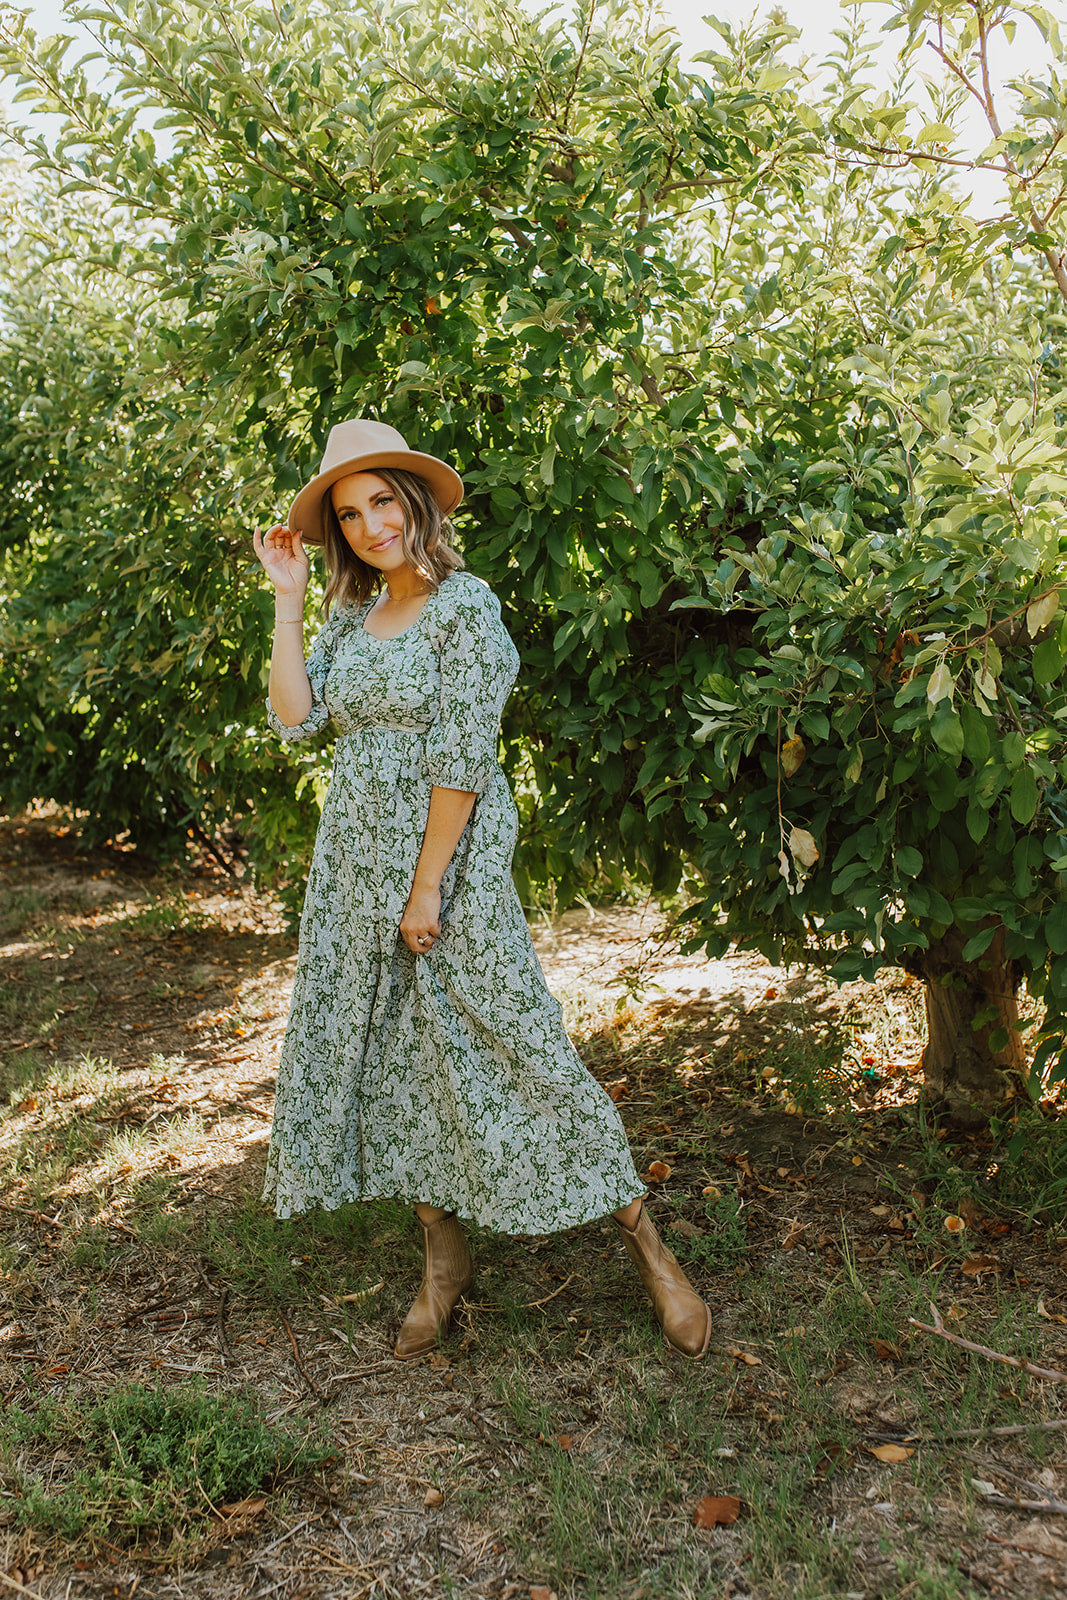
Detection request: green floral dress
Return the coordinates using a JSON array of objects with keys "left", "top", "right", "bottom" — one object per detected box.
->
[{"left": 262, "top": 571, "right": 643, "bottom": 1233}]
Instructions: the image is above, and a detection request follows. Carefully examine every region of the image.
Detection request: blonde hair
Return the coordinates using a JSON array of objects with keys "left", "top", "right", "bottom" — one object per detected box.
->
[{"left": 321, "top": 467, "right": 464, "bottom": 615}]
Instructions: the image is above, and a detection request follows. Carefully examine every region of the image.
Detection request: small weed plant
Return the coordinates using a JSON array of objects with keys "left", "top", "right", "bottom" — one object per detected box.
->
[
  {"left": 6, "top": 1380, "right": 331, "bottom": 1555},
  {"left": 671, "top": 1191, "right": 749, "bottom": 1269}
]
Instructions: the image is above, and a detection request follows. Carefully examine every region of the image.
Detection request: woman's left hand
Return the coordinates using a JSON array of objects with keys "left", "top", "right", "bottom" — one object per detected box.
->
[{"left": 401, "top": 885, "right": 442, "bottom": 954}]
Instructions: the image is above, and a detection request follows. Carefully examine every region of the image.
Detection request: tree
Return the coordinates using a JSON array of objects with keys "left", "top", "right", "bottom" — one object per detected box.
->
[{"left": 0, "top": 0, "right": 1064, "bottom": 1117}]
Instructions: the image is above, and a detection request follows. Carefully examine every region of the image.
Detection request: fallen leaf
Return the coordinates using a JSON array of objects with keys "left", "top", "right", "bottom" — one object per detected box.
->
[
  {"left": 556, "top": 1434, "right": 573, "bottom": 1451},
  {"left": 530, "top": 1588, "right": 557, "bottom": 1600},
  {"left": 851, "top": 1155, "right": 863, "bottom": 1167},
  {"left": 645, "top": 1161, "right": 671, "bottom": 1184},
  {"left": 424, "top": 1487, "right": 444, "bottom": 1508},
  {"left": 669, "top": 1218, "right": 703, "bottom": 1240},
  {"left": 814, "top": 1440, "right": 849, "bottom": 1477},
  {"left": 871, "top": 1205, "right": 890, "bottom": 1218},
  {"left": 970, "top": 1478, "right": 997, "bottom": 1497},
  {"left": 219, "top": 1497, "right": 266, "bottom": 1517},
  {"left": 961, "top": 1254, "right": 1001, "bottom": 1278},
  {"left": 429, "top": 1351, "right": 451, "bottom": 1370},
  {"left": 608, "top": 1083, "right": 628, "bottom": 1102},
  {"left": 909, "top": 1189, "right": 927, "bottom": 1212},
  {"left": 693, "top": 1494, "right": 741, "bottom": 1528},
  {"left": 702, "top": 1183, "right": 722, "bottom": 1200},
  {"left": 872, "top": 1339, "right": 901, "bottom": 1362},
  {"left": 725, "top": 1346, "right": 762, "bottom": 1366},
  {"left": 781, "top": 1223, "right": 806, "bottom": 1250},
  {"left": 868, "top": 1444, "right": 913, "bottom": 1463},
  {"left": 957, "top": 1197, "right": 982, "bottom": 1227},
  {"left": 777, "top": 1166, "right": 791, "bottom": 1179},
  {"left": 763, "top": 986, "right": 779, "bottom": 1001}
]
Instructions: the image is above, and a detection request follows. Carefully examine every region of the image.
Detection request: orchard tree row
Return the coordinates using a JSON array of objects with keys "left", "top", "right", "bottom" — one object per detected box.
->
[{"left": 0, "top": 0, "right": 1065, "bottom": 1120}]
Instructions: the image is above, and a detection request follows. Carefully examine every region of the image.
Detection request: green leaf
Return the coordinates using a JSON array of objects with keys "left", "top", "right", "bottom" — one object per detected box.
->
[
  {"left": 1010, "top": 766, "right": 1039, "bottom": 826},
  {"left": 1032, "top": 635, "right": 1064, "bottom": 685},
  {"left": 896, "top": 846, "right": 923, "bottom": 877},
  {"left": 962, "top": 926, "right": 995, "bottom": 962},
  {"left": 1047, "top": 902, "right": 1067, "bottom": 957},
  {"left": 929, "top": 706, "right": 965, "bottom": 758}
]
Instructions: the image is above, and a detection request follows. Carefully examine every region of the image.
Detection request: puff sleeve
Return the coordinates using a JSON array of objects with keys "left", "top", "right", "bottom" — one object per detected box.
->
[
  {"left": 424, "top": 576, "right": 520, "bottom": 794},
  {"left": 266, "top": 614, "right": 336, "bottom": 743}
]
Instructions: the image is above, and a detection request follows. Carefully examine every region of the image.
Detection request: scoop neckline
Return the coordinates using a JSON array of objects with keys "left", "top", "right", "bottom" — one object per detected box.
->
[{"left": 358, "top": 583, "right": 441, "bottom": 642}]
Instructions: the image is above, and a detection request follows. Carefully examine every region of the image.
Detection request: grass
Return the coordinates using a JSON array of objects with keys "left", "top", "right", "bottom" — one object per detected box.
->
[
  {"left": 2, "top": 815, "right": 1067, "bottom": 1597},
  {"left": 5, "top": 1381, "right": 332, "bottom": 1557}
]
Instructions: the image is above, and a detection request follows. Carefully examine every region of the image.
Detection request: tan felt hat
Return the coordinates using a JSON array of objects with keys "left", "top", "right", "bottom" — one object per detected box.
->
[{"left": 287, "top": 418, "right": 464, "bottom": 543}]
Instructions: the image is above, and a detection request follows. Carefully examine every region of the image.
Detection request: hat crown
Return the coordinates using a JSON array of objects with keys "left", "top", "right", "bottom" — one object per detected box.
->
[{"left": 321, "top": 419, "right": 408, "bottom": 473}]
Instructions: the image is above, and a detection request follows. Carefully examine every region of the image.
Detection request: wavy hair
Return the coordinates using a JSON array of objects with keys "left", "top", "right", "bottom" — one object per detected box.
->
[{"left": 321, "top": 467, "right": 464, "bottom": 616}]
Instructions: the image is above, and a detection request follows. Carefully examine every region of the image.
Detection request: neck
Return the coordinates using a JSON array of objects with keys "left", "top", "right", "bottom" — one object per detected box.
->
[{"left": 384, "top": 567, "right": 429, "bottom": 602}]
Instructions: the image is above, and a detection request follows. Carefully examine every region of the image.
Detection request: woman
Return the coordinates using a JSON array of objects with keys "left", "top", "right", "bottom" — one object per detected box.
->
[{"left": 253, "top": 418, "right": 711, "bottom": 1361}]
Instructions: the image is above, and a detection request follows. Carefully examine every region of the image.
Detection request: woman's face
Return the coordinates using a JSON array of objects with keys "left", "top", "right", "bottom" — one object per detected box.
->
[{"left": 331, "top": 471, "right": 409, "bottom": 575}]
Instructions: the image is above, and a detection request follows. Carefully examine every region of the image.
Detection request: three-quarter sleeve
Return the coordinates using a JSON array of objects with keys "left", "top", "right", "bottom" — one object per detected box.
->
[
  {"left": 424, "top": 576, "right": 520, "bottom": 793},
  {"left": 266, "top": 615, "right": 336, "bottom": 743}
]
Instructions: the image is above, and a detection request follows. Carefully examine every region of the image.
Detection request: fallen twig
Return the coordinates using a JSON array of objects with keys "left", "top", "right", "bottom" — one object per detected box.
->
[
  {"left": 525, "top": 1272, "right": 577, "bottom": 1309},
  {"left": 256, "top": 1511, "right": 323, "bottom": 1558},
  {"left": 276, "top": 1305, "right": 325, "bottom": 1404},
  {"left": 909, "top": 1303, "right": 1067, "bottom": 1384},
  {"left": 0, "top": 1573, "right": 47, "bottom": 1600},
  {"left": 989, "top": 1532, "right": 1067, "bottom": 1556},
  {"left": 965, "top": 1452, "right": 1067, "bottom": 1515},
  {"left": 0, "top": 1203, "right": 63, "bottom": 1229},
  {"left": 868, "top": 1419, "right": 1067, "bottom": 1445}
]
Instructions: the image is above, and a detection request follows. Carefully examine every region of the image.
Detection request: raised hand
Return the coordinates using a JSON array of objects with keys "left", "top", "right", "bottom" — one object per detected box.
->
[{"left": 253, "top": 523, "right": 310, "bottom": 600}]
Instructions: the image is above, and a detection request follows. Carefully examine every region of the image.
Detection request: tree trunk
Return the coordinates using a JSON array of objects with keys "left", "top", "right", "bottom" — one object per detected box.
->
[{"left": 911, "top": 927, "right": 1025, "bottom": 1126}]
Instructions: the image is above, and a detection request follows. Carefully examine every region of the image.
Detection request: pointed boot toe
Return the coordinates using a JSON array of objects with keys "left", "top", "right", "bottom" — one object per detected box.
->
[{"left": 615, "top": 1201, "right": 712, "bottom": 1360}]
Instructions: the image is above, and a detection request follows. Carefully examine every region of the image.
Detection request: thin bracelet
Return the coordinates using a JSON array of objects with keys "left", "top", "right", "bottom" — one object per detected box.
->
[{"left": 275, "top": 618, "right": 304, "bottom": 626}]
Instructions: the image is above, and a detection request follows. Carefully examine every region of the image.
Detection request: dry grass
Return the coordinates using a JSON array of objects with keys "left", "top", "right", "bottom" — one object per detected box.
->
[{"left": 1, "top": 810, "right": 1066, "bottom": 1600}]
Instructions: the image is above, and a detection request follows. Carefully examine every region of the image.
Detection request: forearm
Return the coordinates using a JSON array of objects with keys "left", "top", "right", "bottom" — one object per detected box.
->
[
  {"left": 412, "top": 786, "right": 477, "bottom": 890},
  {"left": 268, "top": 598, "right": 314, "bottom": 727}
]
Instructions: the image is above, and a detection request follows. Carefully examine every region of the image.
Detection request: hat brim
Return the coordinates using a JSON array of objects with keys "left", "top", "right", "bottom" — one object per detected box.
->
[{"left": 288, "top": 450, "right": 464, "bottom": 544}]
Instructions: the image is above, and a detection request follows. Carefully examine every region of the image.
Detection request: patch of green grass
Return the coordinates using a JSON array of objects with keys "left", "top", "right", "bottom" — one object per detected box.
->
[
  {"left": 114, "top": 893, "right": 209, "bottom": 935},
  {"left": 0, "top": 886, "right": 47, "bottom": 938},
  {"left": 739, "top": 1462, "right": 859, "bottom": 1598},
  {"left": 987, "top": 1102, "right": 1067, "bottom": 1226},
  {"left": 200, "top": 1196, "right": 413, "bottom": 1306},
  {"left": 6, "top": 1380, "right": 332, "bottom": 1555},
  {"left": 890, "top": 1545, "right": 988, "bottom": 1598},
  {"left": 0, "top": 1047, "right": 48, "bottom": 1104},
  {"left": 0, "top": 968, "right": 63, "bottom": 1050}
]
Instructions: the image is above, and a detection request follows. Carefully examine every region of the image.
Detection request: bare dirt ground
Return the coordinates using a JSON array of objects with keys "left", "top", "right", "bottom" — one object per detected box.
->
[{"left": 1, "top": 811, "right": 1066, "bottom": 1600}]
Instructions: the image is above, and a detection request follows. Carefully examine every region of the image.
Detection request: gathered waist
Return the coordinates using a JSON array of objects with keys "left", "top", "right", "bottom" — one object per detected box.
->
[{"left": 335, "top": 721, "right": 435, "bottom": 742}]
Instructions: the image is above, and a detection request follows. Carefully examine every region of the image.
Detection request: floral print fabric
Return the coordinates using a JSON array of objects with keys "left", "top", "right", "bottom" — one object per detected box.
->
[{"left": 262, "top": 572, "right": 643, "bottom": 1233}]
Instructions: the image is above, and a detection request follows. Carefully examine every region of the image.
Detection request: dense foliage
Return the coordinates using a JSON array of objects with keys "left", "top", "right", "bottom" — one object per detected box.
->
[{"left": 0, "top": 0, "right": 1065, "bottom": 1110}]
